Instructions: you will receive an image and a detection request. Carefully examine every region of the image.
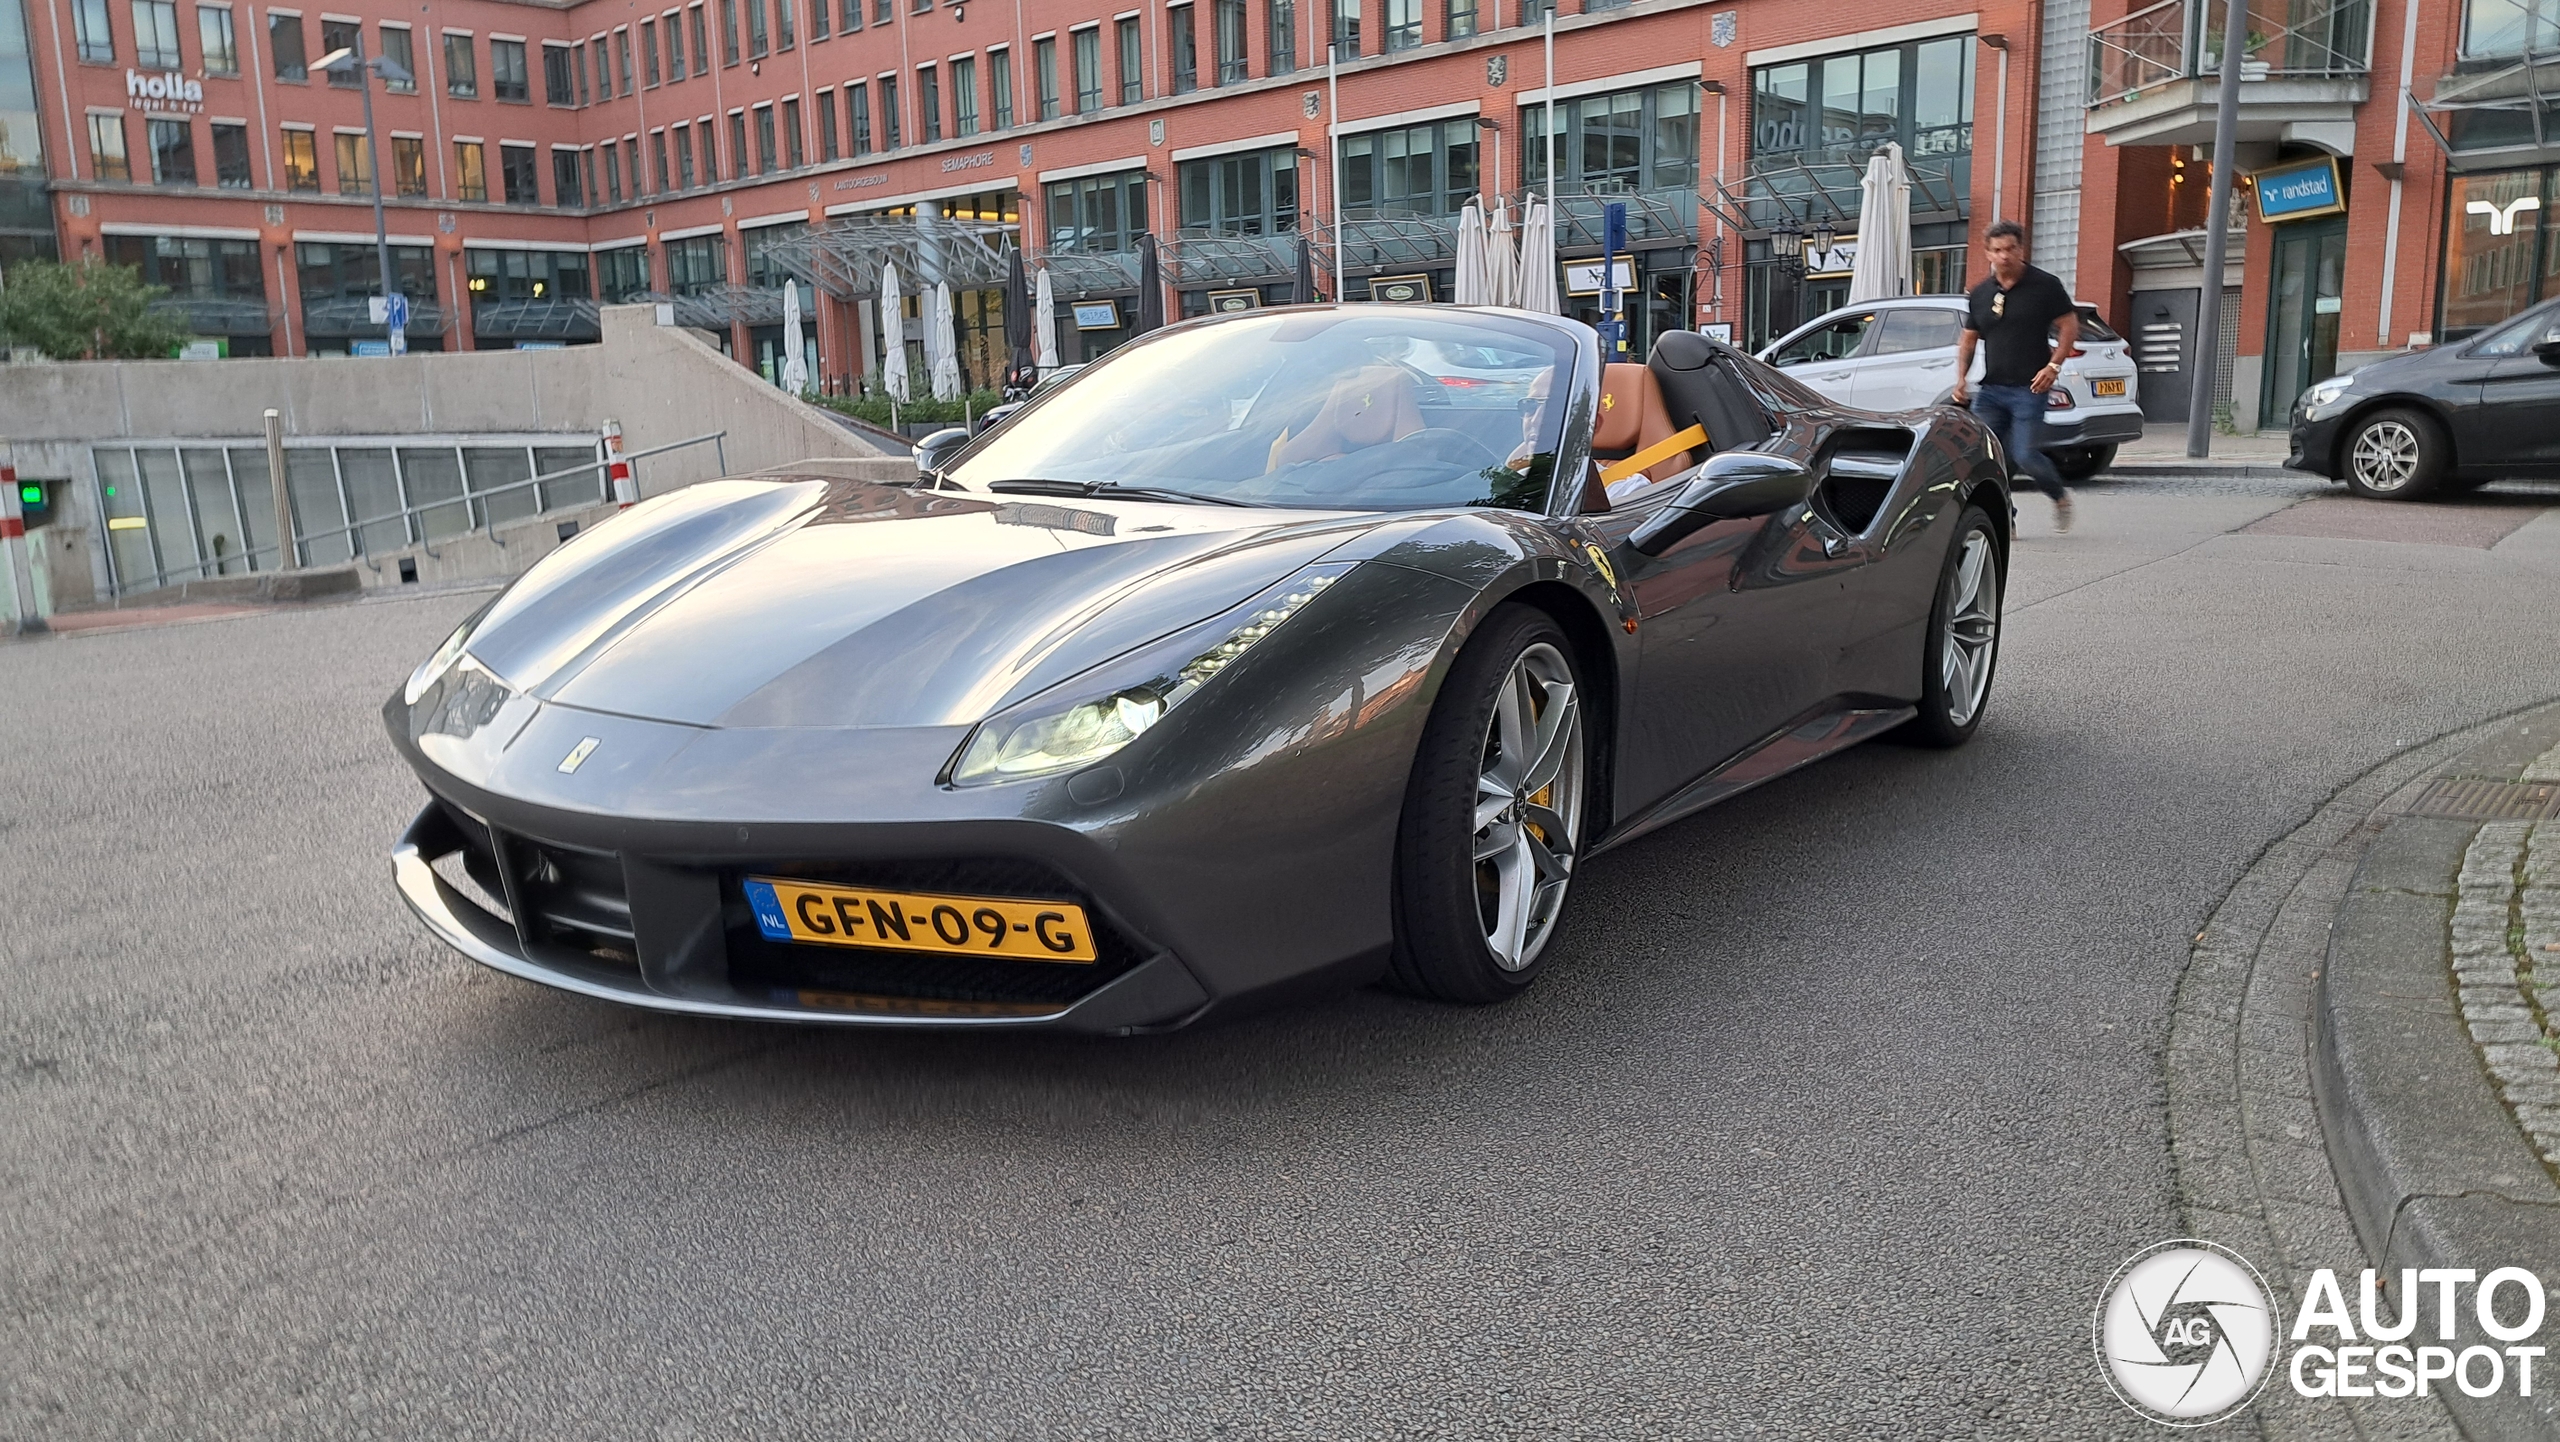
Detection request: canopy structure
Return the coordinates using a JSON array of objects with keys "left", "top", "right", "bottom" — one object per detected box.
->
[
  {"left": 2410, "top": 53, "right": 2560, "bottom": 169},
  {"left": 1701, "top": 156, "right": 1961, "bottom": 237},
  {"left": 1027, "top": 249, "right": 1143, "bottom": 300},
  {"left": 1157, "top": 231, "right": 1301, "bottom": 289},
  {"left": 632, "top": 285, "right": 784, "bottom": 330},
  {"left": 756, "top": 213, "right": 1019, "bottom": 301}
]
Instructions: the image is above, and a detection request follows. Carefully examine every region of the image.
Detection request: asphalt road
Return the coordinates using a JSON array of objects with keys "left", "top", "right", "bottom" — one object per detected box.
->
[{"left": 7, "top": 474, "right": 2560, "bottom": 1440}]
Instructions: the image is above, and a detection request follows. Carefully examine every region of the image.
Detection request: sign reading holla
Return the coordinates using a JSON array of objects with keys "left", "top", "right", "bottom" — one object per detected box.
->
[
  {"left": 127, "top": 68, "right": 204, "bottom": 110},
  {"left": 2253, "top": 157, "right": 2345, "bottom": 224}
]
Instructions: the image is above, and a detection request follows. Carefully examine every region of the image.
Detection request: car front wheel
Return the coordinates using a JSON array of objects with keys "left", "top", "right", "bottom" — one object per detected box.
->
[
  {"left": 2341, "top": 407, "right": 2448, "bottom": 500},
  {"left": 1389, "top": 606, "right": 1587, "bottom": 1003}
]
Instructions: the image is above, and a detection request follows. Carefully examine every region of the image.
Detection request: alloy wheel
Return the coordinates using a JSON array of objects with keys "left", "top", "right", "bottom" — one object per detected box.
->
[
  {"left": 1940, "top": 530, "right": 2000, "bottom": 728},
  {"left": 2350, "top": 419, "right": 2421, "bottom": 493},
  {"left": 1472, "top": 642, "right": 1584, "bottom": 971}
]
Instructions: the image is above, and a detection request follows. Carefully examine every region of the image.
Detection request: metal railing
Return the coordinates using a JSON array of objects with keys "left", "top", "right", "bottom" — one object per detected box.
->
[
  {"left": 98, "top": 431, "right": 726, "bottom": 598},
  {"left": 2089, "top": 0, "right": 2372, "bottom": 110}
]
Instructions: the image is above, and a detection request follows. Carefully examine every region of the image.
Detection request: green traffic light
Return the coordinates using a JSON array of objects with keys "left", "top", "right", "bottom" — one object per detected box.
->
[{"left": 16, "top": 484, "right": 37, "bottom": 505}]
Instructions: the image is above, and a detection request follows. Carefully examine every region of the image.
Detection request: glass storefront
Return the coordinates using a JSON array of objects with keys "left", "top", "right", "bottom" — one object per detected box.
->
[{"left": 2441, "top": 167, "right": 2557, "bottom": 340}]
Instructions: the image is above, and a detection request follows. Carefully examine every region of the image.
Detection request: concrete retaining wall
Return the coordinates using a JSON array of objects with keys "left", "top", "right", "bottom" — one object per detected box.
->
[{"left": 0, "top": 304, "right": 896, "bottom": 617}]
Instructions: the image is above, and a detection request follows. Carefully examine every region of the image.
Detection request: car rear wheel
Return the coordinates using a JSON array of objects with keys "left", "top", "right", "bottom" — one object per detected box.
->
[
  {"left": 2055, "top": 444, "right": 2117, "bottom": 481},
  {"left": 2342, "top": 407, "right": 2448, "bottom": 500},
  {"left": 1389, "top": 607, "right": 1587, "bottom": 1003},
  {"left": 1897, "top": 506, "right": 2003, "bottom": 749}
]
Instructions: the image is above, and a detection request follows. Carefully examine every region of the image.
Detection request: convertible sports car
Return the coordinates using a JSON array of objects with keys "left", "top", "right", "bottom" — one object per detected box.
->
[{"left": 388, "top": 306, "right": 2011, "bottom": 1032}]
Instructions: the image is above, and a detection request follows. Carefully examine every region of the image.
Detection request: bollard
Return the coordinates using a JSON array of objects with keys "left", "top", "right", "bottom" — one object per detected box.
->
[
  {"left": 1, "top": 446, "right": 45, "bottom": 635},
  {"left": 604, "top": 418, "right": 636, "bottom": 507},
  {"left": 264, "top": 409, "right": 293, "bottom": 572}
]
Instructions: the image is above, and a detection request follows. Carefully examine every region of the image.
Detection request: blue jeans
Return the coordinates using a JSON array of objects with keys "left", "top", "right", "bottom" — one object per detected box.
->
[{"left": 1969, "top": 384, "right": 2065, "bottom": 501}]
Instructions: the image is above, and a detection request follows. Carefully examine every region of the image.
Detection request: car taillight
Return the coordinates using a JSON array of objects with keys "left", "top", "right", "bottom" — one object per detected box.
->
[
  {"left": 2067, "top": 346, "right": 2086, "bottom": 358},
  {"left": 2047, "top": 389, "right": 2076, "bottom": 409},
  {"left": 1438, "top": 376, "right": 1485, "bottom": 388}
]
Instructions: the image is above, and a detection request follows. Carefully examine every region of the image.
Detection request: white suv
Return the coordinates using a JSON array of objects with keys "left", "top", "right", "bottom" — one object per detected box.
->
[{"left": 1757, "top": 296, "right": 2143, "bottom": 480}]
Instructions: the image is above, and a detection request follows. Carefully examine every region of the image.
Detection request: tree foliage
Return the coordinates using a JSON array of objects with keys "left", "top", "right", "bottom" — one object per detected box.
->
[{"left": 0, "top": 260, "right": 193, "bottom": 360}]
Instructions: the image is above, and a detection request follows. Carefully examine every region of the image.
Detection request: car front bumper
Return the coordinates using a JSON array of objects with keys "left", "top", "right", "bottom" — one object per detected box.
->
[{"left": 2286, "top": 408, "right": 2347, "bottom": 476}]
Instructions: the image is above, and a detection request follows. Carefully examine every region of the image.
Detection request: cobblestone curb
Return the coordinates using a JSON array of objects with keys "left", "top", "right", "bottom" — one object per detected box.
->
[
  {"left": 2312, "top": 706, "right": 2560, "bottom": 1441},
  {"left": 2453, "top": 820, "right": 2560, "bottom": 1164}
]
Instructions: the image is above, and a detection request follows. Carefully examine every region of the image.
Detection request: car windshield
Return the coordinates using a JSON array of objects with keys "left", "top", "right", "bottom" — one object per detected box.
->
[{"left": 947, "top": 309, "right": 1580, "bottom": 511}]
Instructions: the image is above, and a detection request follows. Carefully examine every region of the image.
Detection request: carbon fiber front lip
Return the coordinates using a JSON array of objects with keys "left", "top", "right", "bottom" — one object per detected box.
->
[{"left": 392, "top": 805, "right": 1208, "bottom": 1031}]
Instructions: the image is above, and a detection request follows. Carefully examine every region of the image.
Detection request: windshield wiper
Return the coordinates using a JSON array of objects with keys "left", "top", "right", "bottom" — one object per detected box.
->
[{"left": 984, "top": 479, "right": 1250, "bottom": 507}]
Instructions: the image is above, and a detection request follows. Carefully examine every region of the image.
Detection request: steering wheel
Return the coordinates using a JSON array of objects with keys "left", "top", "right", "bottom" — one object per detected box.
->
[{"left": 1395, "top": 427, "right": 1503, "bottom": 470}]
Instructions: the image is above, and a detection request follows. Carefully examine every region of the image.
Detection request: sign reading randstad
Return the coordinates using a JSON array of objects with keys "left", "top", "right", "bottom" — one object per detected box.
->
[{"left": 2253, "top": 157, "right": 2345, "bottom": 224}]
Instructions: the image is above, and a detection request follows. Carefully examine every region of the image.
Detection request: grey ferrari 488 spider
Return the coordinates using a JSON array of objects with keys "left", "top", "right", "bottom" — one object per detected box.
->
[{"left": 388, "top": 306, "right": 2010, "bottom": 1032}]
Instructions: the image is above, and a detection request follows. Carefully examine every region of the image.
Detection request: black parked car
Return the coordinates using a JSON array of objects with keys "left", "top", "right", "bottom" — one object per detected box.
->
[{"left": 2289, "top": 298, "right": 2560, "bottom": 499}]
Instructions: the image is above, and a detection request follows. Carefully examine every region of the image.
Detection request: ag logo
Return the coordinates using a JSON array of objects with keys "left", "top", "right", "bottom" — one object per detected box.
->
[{"left": 2096, "top": 1240, "right": 2279, "bottom": 1426}]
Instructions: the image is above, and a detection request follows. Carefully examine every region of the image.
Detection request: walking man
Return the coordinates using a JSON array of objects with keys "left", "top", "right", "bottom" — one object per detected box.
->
[{"left": 1954, "top": 219, "right": 2081, "bottom": 532}]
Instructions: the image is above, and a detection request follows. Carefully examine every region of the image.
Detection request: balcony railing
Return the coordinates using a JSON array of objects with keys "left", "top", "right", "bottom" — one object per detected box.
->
[{"left": 2089, "top": 0, "right": 2372, "bottom": 111}]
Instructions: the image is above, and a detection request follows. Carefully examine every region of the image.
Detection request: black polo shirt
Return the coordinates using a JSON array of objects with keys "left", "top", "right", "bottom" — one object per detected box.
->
[{"left": 1965, "top": 264, "right": 2074, "bottom": 388}]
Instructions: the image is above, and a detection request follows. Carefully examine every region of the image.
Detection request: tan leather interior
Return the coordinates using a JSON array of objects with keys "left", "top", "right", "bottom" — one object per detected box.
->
[
  {"left": 1594, "top": 362, "right": 1702, "bottom": 483},
  {"left": 1266, "top": 366, "right": 1428, "bottom": 471}
]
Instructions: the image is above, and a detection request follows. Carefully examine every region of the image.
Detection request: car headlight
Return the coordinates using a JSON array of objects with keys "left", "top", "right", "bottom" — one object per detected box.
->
[
  {"left": 948, "top": 561, "right": 1356, "bottom": 785},
  {"left": 404, "top": 617, "right": 478, "bottom": 705},
  {"left": 2302, "top": 375, "right": 2353, "bottom": 410}
]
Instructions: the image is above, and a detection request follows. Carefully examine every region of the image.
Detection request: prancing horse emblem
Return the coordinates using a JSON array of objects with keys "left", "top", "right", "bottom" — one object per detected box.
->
[{"left": 559, "top": 737, "right": 601, "bottom": 774}]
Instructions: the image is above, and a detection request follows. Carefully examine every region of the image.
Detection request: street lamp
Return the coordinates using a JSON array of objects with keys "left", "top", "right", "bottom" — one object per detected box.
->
[
  {"left": 1808, "top": 217, "right": 1837, "bottom": 262},
  {"left": 313, "top": 42, "right": 415, "bottom": 354}
]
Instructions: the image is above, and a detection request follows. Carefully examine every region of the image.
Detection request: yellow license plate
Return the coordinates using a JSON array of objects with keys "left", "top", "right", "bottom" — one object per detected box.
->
[
  {"left": 2092, "top": 378, "right": 2127, "bottom": 397},
  {"left": 743, "top": 876, "right": 1097, "bottom": 963}
]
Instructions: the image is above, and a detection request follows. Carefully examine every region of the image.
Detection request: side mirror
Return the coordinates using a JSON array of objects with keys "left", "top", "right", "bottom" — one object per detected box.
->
[
  {"left": 914, "top": 426, "right": 971, "bottom": 477},
  {"left": 2534, "top": 335, "right": 2560, "bottom": 367},
  {"left": 1628, "top": 452, "right": 1815, "bottom": 557}
]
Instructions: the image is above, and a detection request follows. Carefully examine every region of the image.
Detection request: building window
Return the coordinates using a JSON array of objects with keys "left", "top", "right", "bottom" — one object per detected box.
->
[
  {"left": 540, "top": 43, "right": 570, "bottom": 105},
  {"left": 720, "top": 0, "right": 741, "bottom": 64},
  {"left": 1525, "top": 78, "right": 1699, "bottom": 193},
  {"left": 385, "top": 134, "right": 421, "bottom": 194},
  {"left": 590, "top": 37, "right": 610, "bottom": 98},
  {"left": 130, "top": 0, "right": 179, "bottom": 66},
  {"left": 1446, "top": 0, "right": 1475, "bottom": 40},
  {"left": 601, "top": 142, "right": 621, "bottom": 201},
  {"left": 1270, "top": 0, "right": 1294, "bottom": 74},
  {"left": 501, "top": 141, "right": 539, "bottom": 202},
  {"left": 952, "top": 55, "right": 978, "bottom": 136},
  {"left": 774, "top": 0, "right": 794, "bottom": 50},
  {"left": 320, "top": 19, "right": 357, "bottom": 85},
  {"left": 333, "top": 131, "right": 370, "bottom": 193},
  {"left": 269, "top": 11, "right": 304, "bottom": 79},
  {"left": 380, "top": 26, "right": 414, "bottom": 90},
  {"left": 575, "top": 41, "right": 592, "bottom": 104},
  {"left": 672, "top": 8, "right": 694, "bottom": 78},
  {"left": 674, "top": 123, "right": 695, "bottom": 185},
  {"left": 73, "top": 0, "right": 113, "bottom": 64},
  {"left": 840, "top": 0, "right": 860, "bottom": 33},
  {"left": 753, "top": 103, "right": 776, "bottom": 171},
  {"left": 1383, "top": 0, "right": 1417, "bottom": 51},
  {"left": 917, "top": 64, "right": 940, "bottom": 142},
  {"left": 1330, "top": 0, "right": 1356, "bottom": 59},
  {"left": 280, "top": 126, "right": 318, "bottom": 188},
  {"left": 665, "top": 233, "right": 728, "bottom": 294},
  {"left": 465, "top": 248, "right": 591, "bottom": 326},
  {"left": 642, "top": 20, "right": 660, "bottom": 83},
  {"left": 989, "top": 47, "right": 1013, "bottom": 127},
  {"left": 300, "top": 242, "right": 438, "bottom": 325},
  {"left": 875, "top": 0, "right": 890, "bottom": 26},
  {"left": 650, "top": 129, "right": 670, "bottom": 190},
  {"left": 728, "top": 109, "right": 749, "bottom": 174},
  {"left": 624, "top": 136, "right": 641, "bottom": 193},
  {"left": 1341, "top": 117, "right": 1477, "bottom": 217},
  {"left": 1071, "top": 29, "right": 1100, "bottom": 113},
  {"left": 1045, "top": 169, "right": 1148, "bottom": 253},
  {"left": 689, "top": 5, "right": 710, "bottom": 72},
  {"left": 817, "top": 87, "right": 839, "bottom": 158},
  {"left": 848, "top": 80, "right": 872, "bottom": 153},
  {"left": 491, "top": 39, "right": 528, "bottom": 101},
  {"left": 1168, "top": 5, "right": 1197, "bottom": 92},
  {"left": 782, "top": 95, "right": 803, "bottom": 164},
  {"left": 746, "top": 0, "right": 768, "bottom": 58},
  {"left": 147, "top": 118, "right": 195, "bottom": 183},
  {"left": 809, "top": 0, "right": 828, "bottom": 42},
  {"left": 742, "top": 221, "right": 804, "bottom": 288},
  {"left": 105, "top": 235, "right": 265, "bottom": 306},
  {"left": 444, "top": 33, "right": 476, "bottom": 96},
  {"left": 2463, "top": 0, "right": 2560, "bottom": 57},
  {"left": 913, "top": 0, "right": 930, "bottom": 15},
  {"left": 698, "top": 117, "right": 720, "bottom": 179},
  {"left": 198, "top": 5, "right": 237, "bottom": 74},
  {"left": 1214, "top": 0, "right": 1246, "bottom": 82},
  {"left": 454, "top": 139, "right": 486, "bottom": 199},
  {"left": 1180, "top": 145, "right": 1297, "bottom": 234},
  {"left": 1745, "top": 36, "right": 1968, "bottom": 213},
  {"left": 1116, "top": 17, "right": 1140, "bottom": 104},
  {"left": 86, "top": 113, "right": 128, "bottom": 179},
  {"left": 880, "top": 73, "right": 900, "bottom": 147},
  {"left": 598, "top": 246, "right": 651, "bottom": 302},
  {"left": 211, "top": 121, "right": 251, "bottom": 186},
  {"left": 1035, "top": 37, "right": 1059, "bottom": 119}
]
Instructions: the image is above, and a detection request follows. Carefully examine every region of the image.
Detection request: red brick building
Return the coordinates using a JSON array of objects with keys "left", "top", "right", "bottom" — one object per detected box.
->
[{"left": 6, "top": 0, "right": 2059, "bottom": 390}]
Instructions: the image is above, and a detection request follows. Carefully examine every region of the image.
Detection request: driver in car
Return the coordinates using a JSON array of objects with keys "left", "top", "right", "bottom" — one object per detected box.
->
[{"left": 1265, "top": 366, "right": 1428, "bottom": 471}]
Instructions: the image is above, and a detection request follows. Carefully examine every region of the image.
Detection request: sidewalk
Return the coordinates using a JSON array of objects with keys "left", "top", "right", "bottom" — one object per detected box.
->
[{"left": 2107, "top": 427, "right": 2298, "bottom": 480}]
